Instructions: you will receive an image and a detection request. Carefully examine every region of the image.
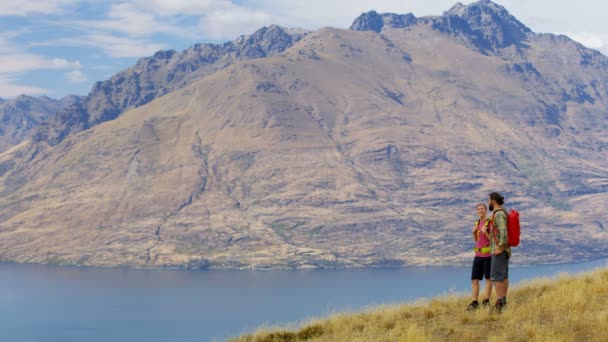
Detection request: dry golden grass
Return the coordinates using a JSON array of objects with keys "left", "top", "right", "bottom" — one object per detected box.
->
[{"left": 233, "top": 268, "right": 608, "bottom": 342}]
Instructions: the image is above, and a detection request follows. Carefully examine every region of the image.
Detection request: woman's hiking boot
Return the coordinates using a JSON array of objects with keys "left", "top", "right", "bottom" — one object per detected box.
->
[
  {"left": 482, "top": 298, "right": 490, "bottom": 306},
  {"left": 466, "top": 300, "right": 479, "bottom": 311}
]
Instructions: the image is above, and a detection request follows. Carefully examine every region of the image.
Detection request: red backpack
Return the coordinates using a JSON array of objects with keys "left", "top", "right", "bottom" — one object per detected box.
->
[{"left": 491, "top": 209, "right": 520, "bottom": 247}]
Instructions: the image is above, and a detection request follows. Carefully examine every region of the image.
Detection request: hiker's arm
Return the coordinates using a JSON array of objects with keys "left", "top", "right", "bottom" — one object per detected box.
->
[
  {"left": 481, "top": 225, "right": 490, "bottom": 239},
  {"left": 472, "top": 226, "right": 478, "bottom": 242},
  {"left": 494, "top": 213, "right": 508, "bottom": 253}
]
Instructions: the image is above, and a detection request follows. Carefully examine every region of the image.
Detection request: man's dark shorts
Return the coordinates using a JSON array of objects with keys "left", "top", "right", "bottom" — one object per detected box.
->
[
  {"left": 471, "top": 256, "right": 492, "bottom": 280},
  {"left": 491, "top": 251, "right": 509, "bottom": 282}
]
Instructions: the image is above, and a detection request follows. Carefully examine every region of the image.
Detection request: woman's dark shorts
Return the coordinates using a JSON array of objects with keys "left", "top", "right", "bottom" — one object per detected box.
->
[
  {"left": 471, "top": 256, "right": 492, "bottom": 280},
  {"left": 491, "top": 251, "right": 509, "bottom": 282}
]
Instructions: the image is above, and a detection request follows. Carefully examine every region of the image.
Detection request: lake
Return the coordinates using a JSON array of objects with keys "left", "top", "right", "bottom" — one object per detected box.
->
[{"left": 1, "top": 258, "right": 607, "bottom": 342}]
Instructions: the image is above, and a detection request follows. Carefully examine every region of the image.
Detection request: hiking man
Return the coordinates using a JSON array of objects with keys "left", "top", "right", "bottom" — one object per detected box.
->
[
  {"left": 488, "top": 192, "right": 510, "bottom": 312},
  {"left": 467, "top": 203, "right": 493, "bottom": 311}
]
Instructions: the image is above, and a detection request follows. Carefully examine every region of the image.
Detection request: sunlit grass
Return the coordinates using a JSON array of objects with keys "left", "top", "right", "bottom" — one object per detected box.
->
[{"left": 233, "top": 268, "right": 608, "bottom": 341}]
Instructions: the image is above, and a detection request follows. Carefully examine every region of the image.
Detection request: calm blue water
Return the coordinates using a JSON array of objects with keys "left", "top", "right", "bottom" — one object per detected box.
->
[{"left": 1, "top": 258, "right": 607, "bottom": 342}]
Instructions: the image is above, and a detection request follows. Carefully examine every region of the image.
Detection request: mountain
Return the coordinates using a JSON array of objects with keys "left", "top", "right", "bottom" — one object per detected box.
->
[
  {"left": 33, "top": 25, "right": 308, "bottom": 146},
  {"left": 351, "top": 1, "right": 534, "bottom": 56},
  {"left": 0, "top": 95, "right": 81, "bottom": 152},
  {"left": 0, "top": 0, "right": 607, "bottom": 269}
]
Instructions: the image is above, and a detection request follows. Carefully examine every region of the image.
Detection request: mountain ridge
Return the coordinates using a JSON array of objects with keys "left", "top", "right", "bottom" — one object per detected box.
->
[
  {"left": 3, "top": 1, "right": 604, "bottom": 151},
  {"left": 32, "top": 25, "right": 309, "bottom": 147},
  {"left": 351, "top": 0, "right": 552, "bottom": 56},
  {"left": 0, "top": 1, "right": 607, "bottom": 269}
]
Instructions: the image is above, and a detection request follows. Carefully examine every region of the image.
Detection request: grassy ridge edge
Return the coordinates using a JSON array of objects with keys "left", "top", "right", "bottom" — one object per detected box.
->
[{"left": 233, "top": 267, "right": 608, "bottom": 341}]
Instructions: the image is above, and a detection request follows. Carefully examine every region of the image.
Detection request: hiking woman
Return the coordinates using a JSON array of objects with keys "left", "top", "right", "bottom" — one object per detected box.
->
[{"left": 467, "top": 203, "right": 493, "bottom": 310}]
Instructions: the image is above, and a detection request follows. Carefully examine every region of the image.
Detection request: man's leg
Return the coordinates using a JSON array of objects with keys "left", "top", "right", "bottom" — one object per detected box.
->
[
  {"left": 491, "top": 252, "right": 508, "bottom": 311},
  {"left": 494, "top": 280, "right": 506, "bottom": 299},
  {"left": 504, "top": 257, "right": 510, "bottom": 303}
]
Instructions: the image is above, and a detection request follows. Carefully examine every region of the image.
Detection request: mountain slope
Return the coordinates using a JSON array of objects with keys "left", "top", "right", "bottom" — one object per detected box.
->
[
  {"left": 0, "top": 1, "right": 606, "bottom": 268},
  {"left": 33, "top": 25, "right": 308, "bottom": 146},
  {"left": 0, "top": 95, "right": 81, "bottom": 152}
]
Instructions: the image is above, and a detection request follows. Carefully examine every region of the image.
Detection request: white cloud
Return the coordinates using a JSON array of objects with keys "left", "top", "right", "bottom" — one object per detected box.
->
[
  {"left": 124, "top": 0, "right": 274, "bottom": 40},
  {"left": 69, "top": 3, "right": 191, "bottom": 38},
  {"left": 0, "top": 0, "right": 77, "bottom": 16},
  {"left": 51, "top": 58, "right": 82, "bottom": 69},
  {"left": 32, "top": 32, "right": 167, "bottom": 58},
  {"left": 565, "top": 32, "right": 606, "bottom": 50},
  {"left": 0, "top": 54, "right": 80, "bottom": 74},
  {"left": 0, "top": 31, "right": 26, "bottom": 53},
  {"left": 132, "top": 0, "right": 234, "bottom": 16},
  {"left": 0, "top": 76, "right": 48, "bottom": 98},
  {"left": 66, "top": 69, "right": 87, "bottom": 83},
  {"left": 200, "top": 8, "right": 271, "bottom": 40},
  {"left": 0, "top": 54, "right": 81, "bottom": 97},
  {"left": 0, "top": 29, "right": 82, "bottom": 98},
  {"left": 75, "top": 34, "right": 166, "bottom": 58}
]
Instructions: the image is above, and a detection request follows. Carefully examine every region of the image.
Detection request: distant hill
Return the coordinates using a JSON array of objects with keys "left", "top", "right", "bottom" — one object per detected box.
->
[
  {"left": 234, "top": 268, "right": 608, "bottom": 341},
  {"left": 0, "top": 95, "right": 81, "bottom": 152},
  {"left": 0, "top": 0, "right": 606, "bottom": 268}
]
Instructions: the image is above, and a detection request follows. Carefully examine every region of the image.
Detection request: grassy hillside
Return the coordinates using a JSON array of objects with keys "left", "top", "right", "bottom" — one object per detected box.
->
[{"left": 234, "top": 268, "right": 608, "bottom": 341}]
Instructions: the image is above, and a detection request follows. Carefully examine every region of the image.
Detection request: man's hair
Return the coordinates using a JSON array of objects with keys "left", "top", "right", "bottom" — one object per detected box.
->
[
  {"left": 476, "top": 203, "right": 487, "bottom": 210},
  {"left": 489, "top": 192, "right": 505, "bottom": 205}
]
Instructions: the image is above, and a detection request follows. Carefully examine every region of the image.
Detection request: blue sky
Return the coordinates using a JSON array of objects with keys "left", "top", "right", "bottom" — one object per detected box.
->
[{"left": 1, "top": 0, "right": 606, "bottom": 99}]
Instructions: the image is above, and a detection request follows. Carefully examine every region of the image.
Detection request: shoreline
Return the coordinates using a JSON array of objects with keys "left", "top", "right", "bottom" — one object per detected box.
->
[{"left": 1, "top": 256, "right": 607, "bottom": 272}]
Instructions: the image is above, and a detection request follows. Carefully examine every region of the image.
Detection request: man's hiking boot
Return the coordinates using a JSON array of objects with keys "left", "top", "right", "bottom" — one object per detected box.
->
[
  {"left": 466, "top": 300, "right": 479, "bottom": 311},
  {"left": 482, "top": 298, "right": 490, "bottom": 307},
  {"left": 492, "top": 298, "right": 507, "bottom": 314}
]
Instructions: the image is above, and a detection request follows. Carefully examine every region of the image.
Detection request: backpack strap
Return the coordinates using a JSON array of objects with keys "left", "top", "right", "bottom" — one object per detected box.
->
[{"left": 491, "top": 209, "right": 507, "bottom": 246}]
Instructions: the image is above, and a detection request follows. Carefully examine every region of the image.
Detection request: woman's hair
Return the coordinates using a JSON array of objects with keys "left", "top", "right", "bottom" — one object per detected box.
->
[
  {"left": 476, "top": 203, "right": 487, "bottom": 210},
  {"left": 489, "top": 192, "right": 505, "bottom": 205}
]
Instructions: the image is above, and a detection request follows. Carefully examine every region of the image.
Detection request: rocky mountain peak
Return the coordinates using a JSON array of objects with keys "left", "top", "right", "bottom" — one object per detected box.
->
[
  {"left": 349, "top": 10, "right": 384, "bottom": 32},
  {"left": 351, "top": 0, "right": 531, "bottom": 53},
  {"left": 444, "top": 0, "right": 532, "bottom": 46},
  {"left": 446, "top": 0, "right": 520, "bottom": 20},
  {"left": 153, "top": 49, "right": 177, "bottom": 60},
  {"left": 232, "top": 24, "right": 309, "bottom": 58},
  {"left": 349, "top": 10, "right": 417, "bottom": 33},
  {"left": 15, "top": 94, "right": 34, "bottom": 102},
  {"left": 11, "top": 95, "right": 42, "bottom": 111}
]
